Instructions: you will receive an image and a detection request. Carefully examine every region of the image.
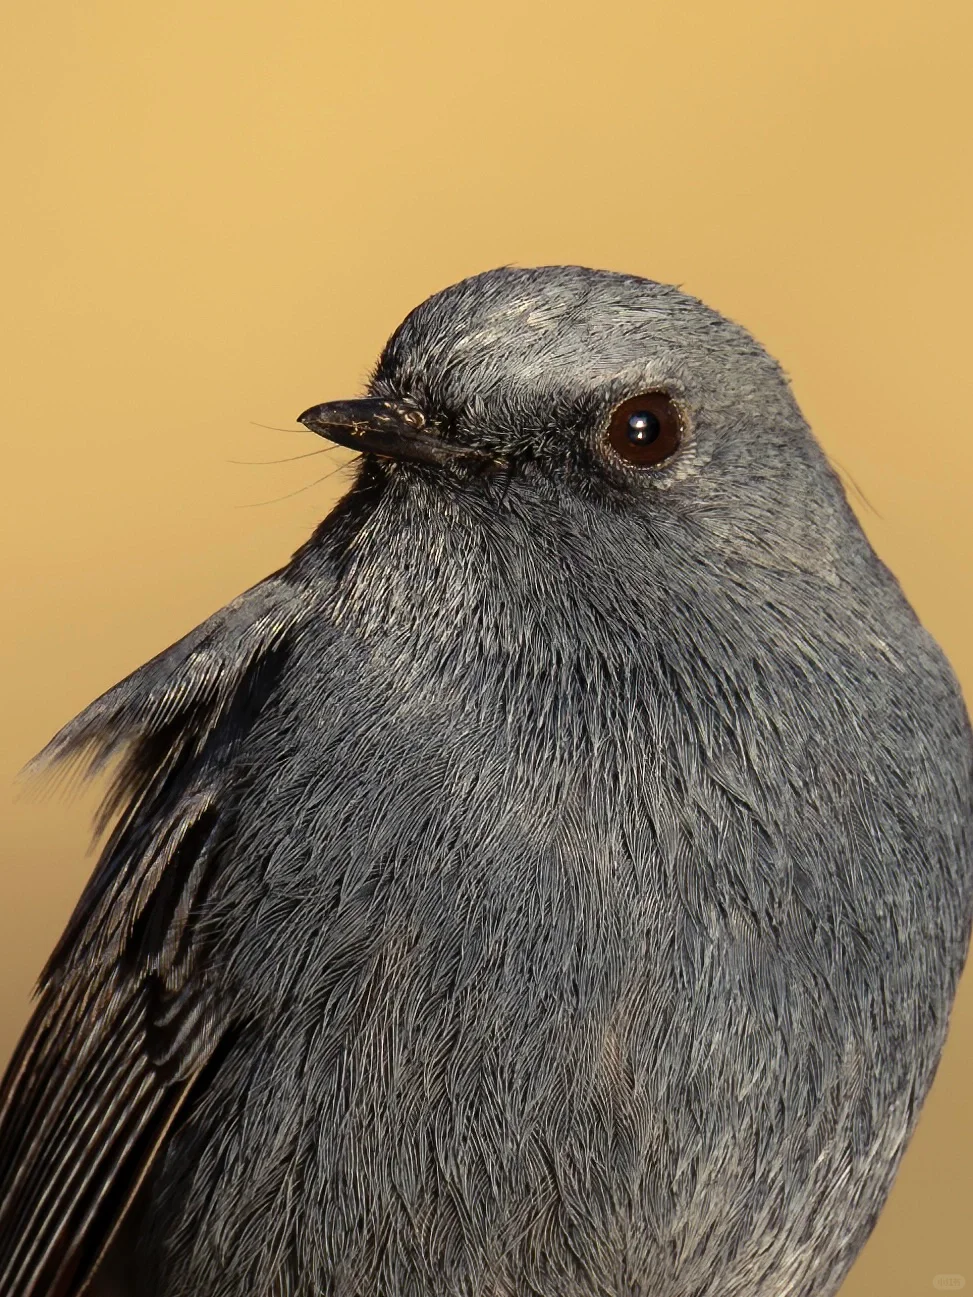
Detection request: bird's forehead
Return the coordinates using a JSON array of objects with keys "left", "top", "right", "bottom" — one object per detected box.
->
[{"left": 373, "top": 268, "right": 725, "bottom": 407}]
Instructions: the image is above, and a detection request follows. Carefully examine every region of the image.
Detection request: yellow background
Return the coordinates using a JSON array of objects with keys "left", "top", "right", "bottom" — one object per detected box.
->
[{"left": 2, "top": 1, "right": 971, "bottom": 1291}]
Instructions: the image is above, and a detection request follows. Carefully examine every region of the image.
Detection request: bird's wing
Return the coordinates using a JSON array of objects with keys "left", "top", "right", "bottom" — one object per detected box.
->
[{"left": 0, "top": 570, "right": 317, "bottom": 1297}]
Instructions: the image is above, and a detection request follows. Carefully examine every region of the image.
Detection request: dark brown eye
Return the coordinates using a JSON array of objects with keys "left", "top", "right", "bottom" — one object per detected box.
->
[{"left": 604, "top": 392, "right": 683, "bottom": 468}]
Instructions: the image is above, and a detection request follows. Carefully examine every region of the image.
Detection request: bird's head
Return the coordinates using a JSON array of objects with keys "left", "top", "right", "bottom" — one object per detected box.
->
[
  {"left": 300, "top": 266, "right": 832, "bottom": 508},
  {"left": 297, "top": 265, "right": 872, "bottom": 629}
]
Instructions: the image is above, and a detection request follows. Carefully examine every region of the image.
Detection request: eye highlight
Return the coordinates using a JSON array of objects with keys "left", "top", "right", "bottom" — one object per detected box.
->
[{"left": 604, "top": 392, "right": 683, "bottom": 468}]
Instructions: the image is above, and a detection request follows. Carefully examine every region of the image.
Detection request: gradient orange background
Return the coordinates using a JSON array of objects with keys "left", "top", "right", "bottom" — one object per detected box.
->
[{"left": 2, "top": 1, "right": 971, "bottom": 1291}]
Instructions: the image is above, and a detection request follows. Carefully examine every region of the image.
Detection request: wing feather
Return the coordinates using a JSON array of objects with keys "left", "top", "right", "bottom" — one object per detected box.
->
[{"left": 0, "top": 569, "right": 317, "bottom": 1297}]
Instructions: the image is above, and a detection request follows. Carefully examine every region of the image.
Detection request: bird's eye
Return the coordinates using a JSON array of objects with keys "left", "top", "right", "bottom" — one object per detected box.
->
[{"left": 604, "top": 392, "right": 683, "bottom": 468}]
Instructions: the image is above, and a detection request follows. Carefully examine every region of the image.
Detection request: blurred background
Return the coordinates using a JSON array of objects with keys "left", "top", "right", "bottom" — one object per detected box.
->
[{"left": 2, "top": 0, "right": 971, "bottom": 1291}]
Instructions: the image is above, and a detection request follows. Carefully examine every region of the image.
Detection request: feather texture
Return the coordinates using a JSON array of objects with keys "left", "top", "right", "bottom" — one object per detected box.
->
[
  {"left": 0, "top": 571, "right": 318, "bottom": 1297},
  {"left": 0, "top": 266, "right": 970, "bottom": 1297}
]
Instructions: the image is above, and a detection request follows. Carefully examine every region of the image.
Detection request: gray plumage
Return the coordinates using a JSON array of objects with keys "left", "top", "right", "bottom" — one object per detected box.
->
[{"left": 0, "top": 264, "right": 970, "bottom": 1297}]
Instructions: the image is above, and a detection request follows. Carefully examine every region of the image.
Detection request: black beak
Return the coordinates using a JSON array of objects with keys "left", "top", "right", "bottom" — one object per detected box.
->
[{"left": 296, "top": 398, "right": 488, "bottom": 469}]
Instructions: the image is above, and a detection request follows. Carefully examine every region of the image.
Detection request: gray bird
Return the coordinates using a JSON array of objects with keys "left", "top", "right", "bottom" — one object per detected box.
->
[{"left": 0, "top": 265, "right": 970, "bottom": 1297}]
